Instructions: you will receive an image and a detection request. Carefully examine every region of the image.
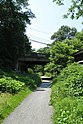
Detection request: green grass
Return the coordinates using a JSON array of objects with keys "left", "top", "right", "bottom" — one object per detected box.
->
[
  {"left": 0, "top": 88, "right": 31, "bottom": 123},
  {"left": 51, "top": 63, "right": 83, "bottom": 124},
  {"left": 51, "top": 83, "right": 83, "bottom": 124},
  {"left": 0, "top": 70, "right": 41, "bottom": 123}
]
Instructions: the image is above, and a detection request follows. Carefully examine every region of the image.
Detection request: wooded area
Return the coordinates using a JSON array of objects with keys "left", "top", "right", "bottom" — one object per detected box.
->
[
  {"left": 0, "top": 0, "right": 83, "bottom": 123},
  {"left": 0, "top": 0, "right": 35, "bottom": 70}
]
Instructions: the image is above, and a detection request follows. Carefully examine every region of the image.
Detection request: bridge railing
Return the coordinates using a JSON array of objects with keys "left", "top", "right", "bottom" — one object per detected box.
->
[{"left": 23, "top": 52, "right": 50, "bottom": 59}]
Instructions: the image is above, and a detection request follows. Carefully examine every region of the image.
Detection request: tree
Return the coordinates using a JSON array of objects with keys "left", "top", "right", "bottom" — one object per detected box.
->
[
  {"left": 65, "top": 30, "right": 83, "bottom": 50},
  {"left": 51, "top": 25, "right": 77, "bottom": 42},
  {"left": 37, "top": 47, "right": 50, "bottom": 54},
  {"left": 45, "top": 41, "right": 76, "bottom": 77},
  {"left": 76, "top": 30, "right": 83, "bottom": 41},
  {"left": 0, "top": 0, "right": 35, "bottom": 69},
  {"left": 32, "top": 47, "right": 50, "bottom": 76},
  {"left": 45, "top": 30, "right": 83, "bottom": 77},
  {"left": 53, "top": 0, "right": 83, "bottom": 20}
]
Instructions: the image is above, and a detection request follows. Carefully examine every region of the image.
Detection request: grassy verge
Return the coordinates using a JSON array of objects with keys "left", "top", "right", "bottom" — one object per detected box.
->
[
  {"left": 51, "top": 63, "right": 83, "bottom": 124},
  {"left": 0, "top": 70, "right": 41, "bottom": 123},
  {"left": 0, "top": 88, "right": 31, "bottom": 123}
]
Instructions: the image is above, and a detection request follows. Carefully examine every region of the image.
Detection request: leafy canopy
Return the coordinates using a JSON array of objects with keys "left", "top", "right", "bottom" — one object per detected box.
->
[
  {"left": 53, "top": 0, "right": 83, "bottom": 20},
  {"left": 37, "top": 47, "right": 50, "bottom": 54},
  {"left": 51, "top": 25, "right": 77, "bottom": 42},
  {"left": 45, "top": 30, "right": 83, "bottom": 77},
  {"left": 51, "top": 63, "right": 83, "bottom": 123},
  {"left": 0, "top": 0, "right": 35, "bottom": 69}
]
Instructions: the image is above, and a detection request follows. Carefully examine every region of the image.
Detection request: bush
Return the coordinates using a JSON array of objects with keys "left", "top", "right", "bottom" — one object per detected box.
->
[
  {"left": 0, "top": 88, "right": 31, "bottom": 123},
  {"left": 56, "top": 63, "right": 83, "bottom": 97},
  {"left": 0, "top": 77, "right": 25, "bottom": 94},
  {"left": 53, "top": 97, "right": 83, "bottom": 124},
  {"left": 51, "top": 63, "right": 83, "bottom": 123},
  {"left": 0, "top": 71, "right": 41, "bottom": 123},
  {"left": 0, "top": 70, "right": 41, "bottom": 94}
]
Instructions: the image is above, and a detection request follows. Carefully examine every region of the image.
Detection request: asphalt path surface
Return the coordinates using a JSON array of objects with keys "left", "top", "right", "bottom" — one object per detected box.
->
[{"left": 2, "top": 80, "right": 53, "bottom": 124}]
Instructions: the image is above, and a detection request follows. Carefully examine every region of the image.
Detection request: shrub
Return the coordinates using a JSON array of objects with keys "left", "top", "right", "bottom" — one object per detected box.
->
[
  {"left": 51, "top": 63, "right": 83, "bottom": 123},
  {"left": 0, "top": 70, "right": 41, "bottom": 94},
  {"left": 58, "top": 63, "right": 83, "bottom": 97},
  {"left": 53, "top": 97, "right": 83, "bottom": 124},
  {"left": 0, "top": 71, "right": 41, "bottom": 123},
  {"left": 0, "top": 77, "right": 25, "bottom": 94}
]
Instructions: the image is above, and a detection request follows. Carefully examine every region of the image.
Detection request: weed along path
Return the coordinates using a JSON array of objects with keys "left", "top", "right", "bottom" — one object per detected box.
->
[{"left": 2, "top": 79, "right": 53, "bottom": 124}]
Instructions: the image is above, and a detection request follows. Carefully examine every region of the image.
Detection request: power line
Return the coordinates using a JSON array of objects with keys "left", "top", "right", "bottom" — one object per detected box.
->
[
  {"left": 27, "top": 27, "right": 51, "bottom": 35},
  {"left": 28, "top": 34, "right": 51, "bottom": 42},
  {"left": 29, "top": 39, "right": 51, "bottom": 46}
]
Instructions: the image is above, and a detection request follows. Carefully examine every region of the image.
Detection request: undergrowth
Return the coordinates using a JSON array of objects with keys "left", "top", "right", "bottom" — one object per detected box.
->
[
  {"left": 0, "top": 70, "right": 41, "bottom": 94},
  {"left": 51, "top": 63, "right": 83, "bottom": 124},
  {"left": 0, "top": 70, "right": 41, "bottom": 123}
]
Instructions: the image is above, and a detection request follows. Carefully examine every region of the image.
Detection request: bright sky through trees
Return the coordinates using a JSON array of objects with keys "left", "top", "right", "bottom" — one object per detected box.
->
[{"left": 26, "top": 0, "right": 83, "bottom": 50}]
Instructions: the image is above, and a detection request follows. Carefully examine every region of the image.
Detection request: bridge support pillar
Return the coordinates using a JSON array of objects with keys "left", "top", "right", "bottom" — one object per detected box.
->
[
  {"left": 16, "top": 61, "right": 21, "bottom": 73},
  {"left": 42, "top": 65, "right": 44, "bottom": 76}
]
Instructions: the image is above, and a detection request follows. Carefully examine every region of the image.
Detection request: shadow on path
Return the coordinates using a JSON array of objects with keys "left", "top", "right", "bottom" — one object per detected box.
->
[
  {"left": 36, "top": 79, "right": 52, "bottom": 91},
  {"left": 40, "top": 82, "right": 51, "bottom": 88}
]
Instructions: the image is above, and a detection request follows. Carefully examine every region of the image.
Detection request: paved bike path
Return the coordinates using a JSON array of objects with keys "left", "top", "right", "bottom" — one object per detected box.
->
[{"left": 3, "top": 81, "right": 53, "bottom": 124}]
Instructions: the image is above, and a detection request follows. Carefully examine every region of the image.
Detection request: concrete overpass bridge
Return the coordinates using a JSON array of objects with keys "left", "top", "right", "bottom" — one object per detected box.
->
[
  {"left": 16, "top": 49, "right": 83, "bottom": 75},
  {"left": 17, "top": 52, "right": 50, "bottom": 75}
]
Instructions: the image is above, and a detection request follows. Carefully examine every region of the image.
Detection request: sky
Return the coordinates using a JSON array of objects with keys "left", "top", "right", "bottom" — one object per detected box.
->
[{"left": 26, "top": 0, "right": 83, "bottom": 50}]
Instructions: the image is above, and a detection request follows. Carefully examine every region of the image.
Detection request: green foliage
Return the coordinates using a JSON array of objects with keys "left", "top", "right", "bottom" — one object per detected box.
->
[
  {"left": 0, "top": 88, "right": 31, "bottom": 123},
  {"left": 0, "top": 70, "right": 41, "bottom": 93},
  {"left": 51, "top": 63, "right": 83, "bottom": 123},
  {"left": 65, "top": 38, "right": 83, "bottom": 51},
  {"left": 51, "top": 25, "right": 77, "bottom": 42},
  {"left": 53, "top": 0, "right": 83, "bottom": 20},
  {"left": 0, "top": 77, "right": 25, "bottom": 94},
  {"left": 33, "top": 65, "right": 43, "bottom": 76},
  {"left": 45, "top": 30, "right": 83, "bottom": 77},
  {"left": 45, "top": 41, "right": 76, "bottom": 77},
  {"left": 0, "top": 0, "right": 35, "bottom": 69},
  {"left": 27, "top": 68, "right": 34, "bottom": 74},
  {"left": 76, "top": 31, "right": 83, "bottom": 41},
  {"left": 37, "top": 47, "right": 50, "bottom": 54},
  {"left": 0, "top": 70, "right": 41, "bottom": 123},
  {"left": 57, "top": 63, "right": 83, "bottom": 96},
  {"left": 52, "top": 97, "right": 83, "bottom": 124},
  {"left": 33, "top": 47, "right": 50, "bottom": 76},
  {"left": 45, "top": 62, "right": 57, "bottom": 77}
]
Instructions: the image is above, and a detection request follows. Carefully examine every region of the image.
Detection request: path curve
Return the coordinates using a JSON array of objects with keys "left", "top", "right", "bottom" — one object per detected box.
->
[{"left": 2, "top": 80, "right": 53, "bottom": 124}]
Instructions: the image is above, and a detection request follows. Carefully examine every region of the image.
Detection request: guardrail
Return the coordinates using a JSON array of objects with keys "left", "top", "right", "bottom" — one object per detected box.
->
[{"left": 22, "top": 52, "right": 50, "bottom": 59}]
